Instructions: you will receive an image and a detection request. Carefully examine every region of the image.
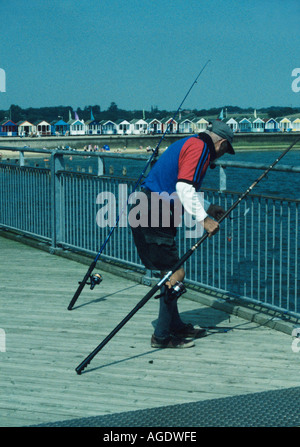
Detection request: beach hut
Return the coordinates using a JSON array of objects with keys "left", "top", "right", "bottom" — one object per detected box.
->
[
  {"left": 192, "top": 117, "right": 209, "bottom": 133},
  {"left": 225, "top": 118, "right": 239, "bottom": 133},
  {"left": 161, "top": 117, "right": 178, "bottom": 134},
  {"left": 238, "top": 118, "right": 252, "bottom": 133},
  {"left": 291, "top": 118, "right": 300, "bottom": 132},
  {"left": 264, "top": 118, "right": 279, "bottom": 133},
  {"left": 0, "top": 120, "right": 18, "bottom": 136},
  {"left": 17, "top": 120, "right": 36, "bottom": 137},
  {"left": 146, "top": 118, "right": 162, "bottom": 134},
  {"left": 251, "top": 117, "right": 265, "bottom": 133},
  {"left": 35, "top": 120, "right": 51, "bottom": 136},
  {"left": 69, "top": 119, "right": 85, "bottom": 135},
  {"left": 178, "top": 118, "right": 193, "bottom": 134},
  {"left": 51, "top": 119, "right": 69, "bottom": 136},
  {"left": 279, "top": 117, "right": 292, "bottom": 132},
  {"left": 85, "top": 119, "right": 101, "bottom": 135},
  {"left": 130, "top": 119, "right": 148, "bottom": 135},
  {"left": 115, "top": 119, "right": 131, "bottom": 135},
  {"left": 100, "top": 120, "right": 117, "bottom": 134}
]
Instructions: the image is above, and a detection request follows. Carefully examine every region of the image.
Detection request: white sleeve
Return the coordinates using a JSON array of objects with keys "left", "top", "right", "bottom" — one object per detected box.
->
[{"left": 176, "top": 181, "right": 211, "bottom": 222}]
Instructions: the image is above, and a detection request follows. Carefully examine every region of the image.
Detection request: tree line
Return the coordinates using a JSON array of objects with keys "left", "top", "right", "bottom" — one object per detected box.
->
[{"left": 1, "top": 103, "right": 299, "bottom": 124}]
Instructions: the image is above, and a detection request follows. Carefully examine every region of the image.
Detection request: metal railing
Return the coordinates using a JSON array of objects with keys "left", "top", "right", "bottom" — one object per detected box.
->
[{"left": 0, "top": 147, "right": 299, "bottom": 318}]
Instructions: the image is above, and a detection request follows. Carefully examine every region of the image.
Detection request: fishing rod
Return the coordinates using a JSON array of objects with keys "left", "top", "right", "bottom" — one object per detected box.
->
[
  {"left": 75, "top": 136, "right": 300, "bottom": 374},
  {"left": 67, "top": 59, "right": 211, "bottom": 311}
]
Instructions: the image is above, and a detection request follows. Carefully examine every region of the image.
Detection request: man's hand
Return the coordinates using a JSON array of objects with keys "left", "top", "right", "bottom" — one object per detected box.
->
[
  {"left": 203, "top": 216, "right": 219, "bottom": 237},
  {"left": 207, "top": 204, "right": 226, "bottom": 221}
]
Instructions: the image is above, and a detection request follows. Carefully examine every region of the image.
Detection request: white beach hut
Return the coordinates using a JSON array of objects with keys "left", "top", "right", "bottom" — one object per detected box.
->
[
  {"left": 69, "top": 119, "right": 85, "bottom": 135},
  {"left": 116, "top": 119, "right": 131, "bottom": 135},
  {"left": 279, "top": 117, "right": 292, "bottom": 132},
  {"left": 192, "top": 117, "right": 209, "bottom": 133},
  {"left": 225, "top": 118, "right": 239, "bottom": 133},
  {"left": 130, "top": 119, "right": 148, "bottom": 135},
  {"left": 291, "top": 118, "right": 300, "bottom": 131},
  {"left": 17, "top": 121, "right": 36, "bottom": 137},
  {"left": 35, "top": 120, "right": 51, "bottom": 136},
  {"left": 146, "top": 118, "right": 162, "bottom": 134}
]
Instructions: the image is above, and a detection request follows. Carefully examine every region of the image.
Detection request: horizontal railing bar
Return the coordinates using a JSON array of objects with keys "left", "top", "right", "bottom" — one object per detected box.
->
[
  {"left": 215, "top": 160, "right": 300, "bottom": 173},
  {"left": 202, "top": 187, "right": 300, "bottom": 203}
]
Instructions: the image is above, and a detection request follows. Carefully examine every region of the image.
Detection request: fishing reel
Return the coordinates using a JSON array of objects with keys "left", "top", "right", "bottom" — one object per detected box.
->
[
  {"left": 90, "top": 273, "right": 103, "bottom": 290},
  {"left": 155, "top": 281, "right": 186, "bottom": 302},
  {"left": 167, "top": 281, "right": 187, "bottom": 301},
  {"left": 81, "top": 273, "right": 103, "bottom": 290}
]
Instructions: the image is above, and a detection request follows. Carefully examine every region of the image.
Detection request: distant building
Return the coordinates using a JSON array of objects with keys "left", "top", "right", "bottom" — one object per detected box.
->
[
  {"left": 279, "top": 117, "right": 292, "bottom": 132},
  {"left": 264, "top": 118, "right": 280, "bottom": 132},
  {"left": 100, "top": 120, "right": 117, "bottom": 134},
  {"left": 146, "top": 118, "right": 162, "bottom": 134},
  {"left": 85, "top": 119, "right": 101, "bottom": 135},
  {"left": 192, "top": 117, "right": 209, "bottom": 133},
  {"left": 115, "top": 119, "right": 131, "bottom": 135},
  {"left": 292, "top": 118, "right": 300, "bottom": 131},
  {"left": 238, "top": 118, "right": 252, "bottom": 133},
  {"left": 251, "top": 117, "right": 265, "bottom": 133},
  {"left": 178, "top": 118, "right": 193, "bottom": 134},
  {"left": 0, "top": 120, "right": 18, "bottom": 136},
  {"left": 161, "top": 117, "right": 178, "bottom": 134},
  {"left": 52, "top": 119, "right": 69, "bottom": 136},
  {"left": 35, "top": 120, "right": 51, "bottom": 136},
  {"left": 17, "top": 120, "right": 36, "bottom": 137},
  {"left": 68, "top": 119, "right": 85, "bottom": 135},
  {"left": 130, "top": 119, "right": 148, "bottom": 135},
  {"left": 225, "top": 118, "right": 239, "bottom": 133}
]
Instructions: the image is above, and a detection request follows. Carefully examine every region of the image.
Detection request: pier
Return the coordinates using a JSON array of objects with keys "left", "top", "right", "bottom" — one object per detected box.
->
[
  {"left": 1, "top": 145, "right": 300, "bottom": 427},
  {"left": 1, "top": 233, "right": 300, "bottom": 427}
]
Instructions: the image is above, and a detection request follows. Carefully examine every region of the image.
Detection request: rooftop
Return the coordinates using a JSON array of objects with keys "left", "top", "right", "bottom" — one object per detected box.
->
[{"left": 1, "top": 235, "right": 299, "bottom": 427}]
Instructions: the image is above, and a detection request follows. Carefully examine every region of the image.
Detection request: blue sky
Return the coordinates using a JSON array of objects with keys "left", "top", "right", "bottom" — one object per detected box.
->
[{"left": 0, "top": 0, "right": 299, "bottom": 112}]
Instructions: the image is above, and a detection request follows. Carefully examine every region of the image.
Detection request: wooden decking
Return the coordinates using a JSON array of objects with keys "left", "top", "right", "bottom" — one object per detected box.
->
[{"left": 0, "top": 235, "right": 299, "bottom": 427}]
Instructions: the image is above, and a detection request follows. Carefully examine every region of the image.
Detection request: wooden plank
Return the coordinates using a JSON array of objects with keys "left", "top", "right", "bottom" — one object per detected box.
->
[{"left": 0, "top": 236, "right": 299, "bottom": 427}]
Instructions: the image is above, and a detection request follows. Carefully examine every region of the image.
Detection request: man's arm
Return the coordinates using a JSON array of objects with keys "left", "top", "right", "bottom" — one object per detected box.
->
[{"left": 176, "top": 182, "right": 220, "bottom": 237}]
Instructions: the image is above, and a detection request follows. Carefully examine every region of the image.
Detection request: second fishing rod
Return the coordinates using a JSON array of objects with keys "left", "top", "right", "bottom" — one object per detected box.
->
[
  {"left": 74, "top": 135, "right": 300, "bottom": 374},
  {"left": 67, "top": 60, "right": 211, "bottom": 311}
]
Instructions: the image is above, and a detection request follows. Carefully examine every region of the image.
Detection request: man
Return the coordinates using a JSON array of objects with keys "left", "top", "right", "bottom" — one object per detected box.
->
[{"left": 130, "top": 120, "right": 235, "bottom": 349}]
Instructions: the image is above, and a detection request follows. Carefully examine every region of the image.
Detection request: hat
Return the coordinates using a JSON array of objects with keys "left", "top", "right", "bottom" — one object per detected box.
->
[{"left": 207, "top": 120, "right": 235, "bottom": 154}]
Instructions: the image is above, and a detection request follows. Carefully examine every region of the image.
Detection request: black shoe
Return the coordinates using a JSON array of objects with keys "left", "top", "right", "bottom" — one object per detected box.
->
[
  {"left": 171, "top": 323, "right": 207, "bottom": 340},
  {"left": 151, "top": 334, "right": 195, "bottom": 349}
]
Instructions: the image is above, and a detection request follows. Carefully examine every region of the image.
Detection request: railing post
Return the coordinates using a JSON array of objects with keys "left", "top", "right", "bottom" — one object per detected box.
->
[
  {"left": 19, "top": 150, "right": 25, "bottom": 167},
  {"left": 97, "top": 155, "right": 104, "bottom": 176},
  {"left": 50, "top": 151, "right": 65, "bottom": 251},
  {"left": 219, "top": 165, "right": 227, "bottom": 191}
]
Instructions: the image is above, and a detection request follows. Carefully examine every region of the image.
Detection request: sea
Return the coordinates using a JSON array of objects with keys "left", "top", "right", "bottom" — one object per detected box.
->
[{"left": 5, "top": 148, "right": 299, "bottom": 199}]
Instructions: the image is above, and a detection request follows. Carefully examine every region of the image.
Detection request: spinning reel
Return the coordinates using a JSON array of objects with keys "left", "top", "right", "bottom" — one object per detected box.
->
[
  {"left": 79, "top": 273, "right": 103, "bottom": 290},
  {"left": 155, "top": 281, "right": 187, "bottom": 302}
]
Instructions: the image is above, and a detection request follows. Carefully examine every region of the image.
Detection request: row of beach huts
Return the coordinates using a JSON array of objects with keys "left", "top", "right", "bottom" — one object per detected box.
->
[{"left": 0, "top": 114, "right": 300, "bottom": 137}]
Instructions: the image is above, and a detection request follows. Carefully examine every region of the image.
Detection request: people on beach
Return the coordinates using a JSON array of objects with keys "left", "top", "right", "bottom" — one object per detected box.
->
[{"left": 130, "top": 120, "right": 235, "bottom": 349}]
